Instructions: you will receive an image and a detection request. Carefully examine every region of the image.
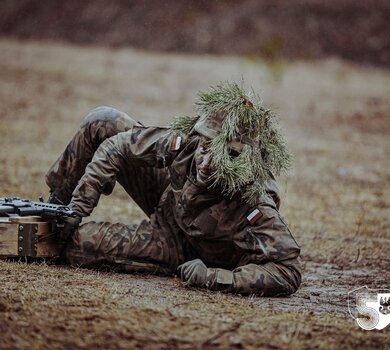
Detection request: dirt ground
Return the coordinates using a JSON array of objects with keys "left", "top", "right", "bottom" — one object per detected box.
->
[{"left": 0, "top": 38, "right": 389, "bottom": 349}]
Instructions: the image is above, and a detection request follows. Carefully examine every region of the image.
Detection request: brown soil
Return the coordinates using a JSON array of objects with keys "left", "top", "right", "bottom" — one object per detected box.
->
[
  {"left": 0, "top": 0, "right": 389, "bottom": 67},
  {"left": 0, "top": 38, "right": 389, "bottom": 349}
]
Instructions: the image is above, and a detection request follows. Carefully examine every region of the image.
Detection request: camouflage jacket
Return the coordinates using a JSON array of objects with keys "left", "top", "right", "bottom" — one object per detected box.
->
[{"left": 70, "top": 125, "right": 301, "bottom": 296}]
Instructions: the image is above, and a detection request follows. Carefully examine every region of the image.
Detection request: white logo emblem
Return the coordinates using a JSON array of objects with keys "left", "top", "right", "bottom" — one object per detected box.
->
[{"left": 348, "top": 286, "right": 390, "bottom": 330}]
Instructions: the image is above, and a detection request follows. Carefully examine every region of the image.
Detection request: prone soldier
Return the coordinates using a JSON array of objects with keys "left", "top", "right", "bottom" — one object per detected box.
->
[{"left": 46, "top": 82, "right": 301, "bottom": 296}]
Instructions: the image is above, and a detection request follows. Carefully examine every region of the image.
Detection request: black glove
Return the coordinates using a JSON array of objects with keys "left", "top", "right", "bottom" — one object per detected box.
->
[
  {"left": 177, "top": 259, "right": 208, "bottom": 287},
  {"left": 58, "top": 214, "right": 82, "bottom": 241}
]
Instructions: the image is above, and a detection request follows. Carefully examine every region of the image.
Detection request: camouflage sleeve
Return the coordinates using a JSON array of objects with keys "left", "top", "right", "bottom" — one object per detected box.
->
[
  {"left": 70, "top": 126, "right": 175, "bottom": 216},
  {"left": 206, "top": 257, "right": 301, "bottom": 297},
  {"left": 207, "top": 197, "right": 302, "bottom": 296}
]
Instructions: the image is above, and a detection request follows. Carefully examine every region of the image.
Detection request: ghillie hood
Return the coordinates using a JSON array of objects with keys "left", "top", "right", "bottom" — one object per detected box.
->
[{"left": 170, "top": 81, "right": 292, "bottom": 205}]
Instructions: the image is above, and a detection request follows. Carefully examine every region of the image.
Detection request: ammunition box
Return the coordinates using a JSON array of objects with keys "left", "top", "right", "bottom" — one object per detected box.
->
[{"left": 0, "top": 216, "right": 61, "bottom": 258}]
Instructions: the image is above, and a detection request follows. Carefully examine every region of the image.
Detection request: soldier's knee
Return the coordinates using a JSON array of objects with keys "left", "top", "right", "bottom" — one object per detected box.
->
[
  {"left": 80, "top": 106, "right": 137, "bottom": 140},
  {"left": 81, "top": 106, "right": 126, "bottom": 127}
]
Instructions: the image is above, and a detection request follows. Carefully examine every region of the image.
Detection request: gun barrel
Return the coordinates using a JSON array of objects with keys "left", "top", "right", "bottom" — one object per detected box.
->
[
  {"left": 18, "top": 207, "right": 44, "bottom": 216},
  {"left": 0, "top": 205, "right": 15, "bottom": 214}
]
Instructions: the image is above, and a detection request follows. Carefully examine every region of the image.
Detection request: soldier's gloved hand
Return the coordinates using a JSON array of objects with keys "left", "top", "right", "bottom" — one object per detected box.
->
[
  {"left": 58, "top": 214, "right": 82, "bottom": 241},
  {"left": 177, "top": 259, "right": 208, "bottom": 287}
]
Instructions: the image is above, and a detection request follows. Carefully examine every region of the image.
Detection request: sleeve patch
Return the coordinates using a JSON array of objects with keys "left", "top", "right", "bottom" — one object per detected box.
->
[
  {"left": 171, "top": 136, "right": 182, "bottom": 151},
  {"left": 246, "top": 208, "right": 262, "bottom": 224}
]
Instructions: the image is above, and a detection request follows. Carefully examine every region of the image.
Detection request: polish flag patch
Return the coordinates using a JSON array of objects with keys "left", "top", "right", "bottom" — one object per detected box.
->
[
  {"left": 246, "top": 208, "right": 262, "bottom": 224},
  {"left": 171, "top": 136, "right": 182, "bottom": 151}
]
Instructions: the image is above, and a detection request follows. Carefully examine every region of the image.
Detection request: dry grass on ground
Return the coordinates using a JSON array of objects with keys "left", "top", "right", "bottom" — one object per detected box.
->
[{"left": 0, "top": 38, "right": 389, "bottom": 349}]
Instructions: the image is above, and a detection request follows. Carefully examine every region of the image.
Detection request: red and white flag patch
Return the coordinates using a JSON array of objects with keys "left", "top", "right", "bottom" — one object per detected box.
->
[
  {"left": 171, "top": 136, "right": 182, "bottom": 151},
  {"left": 246, "top": 208, "right": 262, "bottom": 224}
]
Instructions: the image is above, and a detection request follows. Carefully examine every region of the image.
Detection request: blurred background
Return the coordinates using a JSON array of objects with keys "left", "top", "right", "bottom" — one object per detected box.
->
[{"left": 1, "top": 0, "right": 389, "bottom": 66}]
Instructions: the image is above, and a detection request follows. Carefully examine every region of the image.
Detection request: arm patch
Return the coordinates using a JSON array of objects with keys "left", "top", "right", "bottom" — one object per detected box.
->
[
  {"left": 246, "top": 208, "right": 263, "bottom": 225},
  {"left": 170, "top": 136, "right": 182, "bottom": 151}
]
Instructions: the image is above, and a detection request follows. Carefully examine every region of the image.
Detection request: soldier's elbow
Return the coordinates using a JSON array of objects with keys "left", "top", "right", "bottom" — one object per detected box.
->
[
  {"left": 281, "top": 257, "right": 302, "bottom": 296},
  {"left": 287, "top": 270, "right": 302, "bottom": 295}
]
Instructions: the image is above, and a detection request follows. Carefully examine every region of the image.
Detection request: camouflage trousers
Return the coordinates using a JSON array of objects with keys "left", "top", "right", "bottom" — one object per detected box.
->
[{"left": 46, "top": 106, "right": 183, "bottom": 275}]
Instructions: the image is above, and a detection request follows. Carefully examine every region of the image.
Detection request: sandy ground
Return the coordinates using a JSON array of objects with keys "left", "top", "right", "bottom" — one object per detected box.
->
[{"left": 0, "top": 38, "right": 389, "bottom": 349}]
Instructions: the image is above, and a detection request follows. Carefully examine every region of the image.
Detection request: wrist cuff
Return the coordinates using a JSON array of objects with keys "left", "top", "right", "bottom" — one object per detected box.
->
[{"left": 206, "top": 268, "right": 234, "bottom": 291}]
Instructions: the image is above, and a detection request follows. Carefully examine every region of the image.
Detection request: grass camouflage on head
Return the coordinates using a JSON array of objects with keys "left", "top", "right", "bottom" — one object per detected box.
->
[{"left": 170, "top": 81, "right": 292, "bottom": 204}]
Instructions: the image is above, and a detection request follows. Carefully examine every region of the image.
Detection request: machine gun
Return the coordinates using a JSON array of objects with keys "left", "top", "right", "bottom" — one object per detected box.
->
[
  {"left": 0, "top": 197, "right": 77, "bottom": 258},
  {"left": 0, "top": 197, "right": 77, "bottom": 220}
]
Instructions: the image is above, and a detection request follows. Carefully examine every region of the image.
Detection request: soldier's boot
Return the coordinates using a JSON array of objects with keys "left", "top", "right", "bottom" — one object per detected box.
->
[{"left": 45, "top": 106, "right": 137, "bottom": 205}]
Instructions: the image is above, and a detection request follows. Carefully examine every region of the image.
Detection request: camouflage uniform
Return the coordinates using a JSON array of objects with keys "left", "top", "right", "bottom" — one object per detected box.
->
[{"left": 46, "top": 106, "right": 301, "bottom": 296}]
